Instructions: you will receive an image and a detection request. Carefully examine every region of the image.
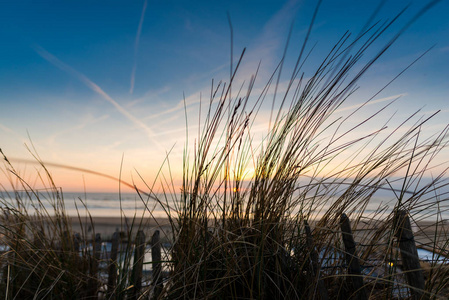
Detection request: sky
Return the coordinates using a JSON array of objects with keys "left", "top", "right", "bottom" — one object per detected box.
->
[{"left": 0, "top": 0, "right": 448, "bottom": 193}]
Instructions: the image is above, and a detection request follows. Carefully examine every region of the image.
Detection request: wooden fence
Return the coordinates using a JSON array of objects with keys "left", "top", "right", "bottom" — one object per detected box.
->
[
  {"left": 104, "top": 230, "right": 164, "bottom": 300},
  {"left": 337, "top": 210, "right": 428, "bottom": 300},
  {"left": 0, "top": 209, "right": 433, "bottom": 299},
  {"left": 98, "top": 209, "right": 430, "bottom": 299},
  {"left": 0, "top": 229, "right": 164, "bottom": 300}
]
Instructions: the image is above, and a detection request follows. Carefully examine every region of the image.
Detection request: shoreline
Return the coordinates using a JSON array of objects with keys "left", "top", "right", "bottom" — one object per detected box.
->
[
  {"left": 2, "top": 215, "right": 448, "bottom": 251},
  {"left": 68, "top": 216, "right": 449, "bottom": 248},
  {"left": 68, "top": 216, "right": 173, "bottom": 240}
]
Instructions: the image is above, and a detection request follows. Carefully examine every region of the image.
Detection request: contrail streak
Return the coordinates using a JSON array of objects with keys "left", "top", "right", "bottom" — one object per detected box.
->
[
  {"left": 34, "top": 45, "right": 164, "bottom": 150},
  {"left": 130, "top": 0, "right": 148, "bottom": 94}
]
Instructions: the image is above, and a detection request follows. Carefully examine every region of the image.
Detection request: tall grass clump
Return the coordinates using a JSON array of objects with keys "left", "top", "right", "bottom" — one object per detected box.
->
[
  {"left": 0, "top": 152, "right": 149, "bottom": 299},
  {"left": 154, "top": 3, "right": 449, "bottom": 300},
  {"left": 0, "top": 153, "right": 99, "bottom": 299}
]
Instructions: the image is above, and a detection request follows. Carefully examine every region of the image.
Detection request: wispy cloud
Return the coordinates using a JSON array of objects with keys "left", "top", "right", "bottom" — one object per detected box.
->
[
  {"left": 422, "top": 108, "right": 449, "bottom": 115},
  {"left": 34, "top": 45, "right": 164, "bottom": 150},
  {"left": 131, "top": 1, "right": 302, "bottom": 136},
  {"left": 140, "top": 1, "right": 302, "bottom": 124},
  {"left": 440, "top": 46, "right": 449, "bottom": 53},
  {"left": 144, "top": 90, "right": 203, "bottom": 121},
  {"left": 335, "top": 93, "right": 407, "bottom": 113},
  {"left": 128, "top": 85, "right": 171, "bottom": 108},
  {"left": 256, "top": 0, "right": 301, "bottom": 52},
  {"left": 46, "top": 114, "right": 109, "bottom": 146},
  {"left": 129, "top": 0, "right": 148, "bottom": 94},
  {"left": 0, "top": 123, "right": 14, "bottom": 134},
  {"left": 234, "top": 0, "right": 302, "bottom": 81},
  {"left": 0, "top": 123, "right": 27, "bottom": 143}
]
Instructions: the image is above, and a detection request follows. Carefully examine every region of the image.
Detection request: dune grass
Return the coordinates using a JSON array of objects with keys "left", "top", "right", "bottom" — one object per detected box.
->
[{"left": 1, "top": 2, "right": 449, "bottom": 299}]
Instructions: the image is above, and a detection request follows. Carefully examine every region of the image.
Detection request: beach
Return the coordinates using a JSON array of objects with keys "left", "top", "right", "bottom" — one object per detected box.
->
[
  {"left": 68, "top": 216, "right": 173, "bottom": 241},
  {"left": 67, "top": 215, "right": 449, "bottom": 252}
]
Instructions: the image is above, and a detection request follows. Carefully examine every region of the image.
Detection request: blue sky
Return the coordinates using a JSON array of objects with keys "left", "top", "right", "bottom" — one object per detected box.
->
[{"left": 0, "top": 0, "right": 448, "bottom": 192}]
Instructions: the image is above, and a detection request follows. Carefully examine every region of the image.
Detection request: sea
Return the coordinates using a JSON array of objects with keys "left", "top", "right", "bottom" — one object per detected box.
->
[
  {"left": 1, "top": 189, "right": 448, "bottom": 221},
  {"left": 0, "top": 191, "right": 173, "bottom": 218}
]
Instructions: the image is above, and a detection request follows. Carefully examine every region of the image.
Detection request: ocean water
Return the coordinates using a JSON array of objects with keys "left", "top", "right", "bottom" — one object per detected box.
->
[
  {"left": 1, "top": 190, "right": 448, "bottom": 221},
  {"left": 62, "top": 192, "right": 171, "bottom": 217},
  {"left": 0, "top": 191, "right": 174, "bottom": 218}
]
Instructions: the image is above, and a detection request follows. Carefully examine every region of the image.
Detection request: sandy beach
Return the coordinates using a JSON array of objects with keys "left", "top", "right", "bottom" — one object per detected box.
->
[
  {"left": 1, "top": 214, "right": 447, "bottom": 255},
  {"left": 67, "top": 216, "right": 449, "bottom": 253},
  {"left": 68, "top": 216, "right": 173, "bottom": 241}
]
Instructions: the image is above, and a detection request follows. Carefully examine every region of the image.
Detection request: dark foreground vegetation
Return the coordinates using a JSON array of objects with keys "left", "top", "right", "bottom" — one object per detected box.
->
[{"left": 1, "top": 1, "right": 449, "bottom": 299}]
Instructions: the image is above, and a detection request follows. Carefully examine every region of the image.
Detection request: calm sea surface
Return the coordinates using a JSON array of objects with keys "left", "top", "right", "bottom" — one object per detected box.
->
[
  {"left": 0, "top": 192, "right": 172, "bottom": 218},
  {"left": 1, "top": 191, "right": 448, "bottom": 221}
]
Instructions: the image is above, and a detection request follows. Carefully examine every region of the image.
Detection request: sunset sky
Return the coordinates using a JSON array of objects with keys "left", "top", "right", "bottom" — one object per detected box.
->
[{"left": 0, "top": 0, "right": 448, "bottom": 193}]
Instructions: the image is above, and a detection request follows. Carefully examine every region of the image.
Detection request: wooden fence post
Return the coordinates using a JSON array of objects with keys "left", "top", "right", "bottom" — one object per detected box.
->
[
  {"left": 340, "top": 213, "right": 368, "bottom": 300},
  {"left": 94, "top": 233, "right": 102, "bottom": 263},
  {"left": 62, "top": 230, "right": 72, "bottom": 252},
  {"left": 33, "top": 229, "right": 45, "bottom": 249},
  {"left": 130, "top": 230, "right": 146, "bottom": 300},
  {"left": 151, "top": 230, "right": 163, "bottom": 300},
  {"left": 73, "top": 232, "right": 81, "bottom": 254},
  {"left": 87, "top": 233, "right": 102, "bottom": 299},
  {"left": 107, "top": 231, "right": 120, "bottom": 300},
  {"left": 304, "top": 220, "right": 329, "bottom": 300},
  {"left": 394, "top": 210, "right": 427, "bottom": 300}
]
